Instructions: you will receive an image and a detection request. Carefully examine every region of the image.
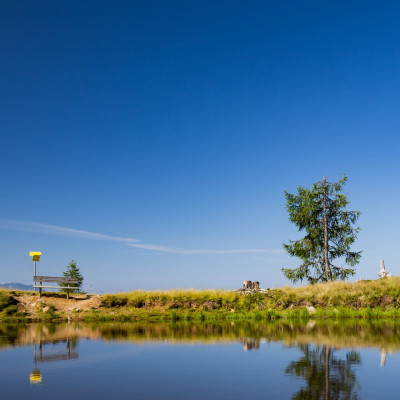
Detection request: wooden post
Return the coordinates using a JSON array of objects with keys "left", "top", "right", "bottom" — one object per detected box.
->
[
  {"left": 67, "top": 284, "right": 70, "bottom": 300},
  {"left": 39, "top": 281, "right": 42, "bottom": 298},
  {"left": 34, "top": 261, "right": 37, "bottom": 292}
]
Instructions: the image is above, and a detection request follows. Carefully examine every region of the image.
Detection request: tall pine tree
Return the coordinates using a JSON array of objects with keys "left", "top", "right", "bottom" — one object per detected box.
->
[{"left": 282, "top": 175, "right": 361, "bottom": 284}]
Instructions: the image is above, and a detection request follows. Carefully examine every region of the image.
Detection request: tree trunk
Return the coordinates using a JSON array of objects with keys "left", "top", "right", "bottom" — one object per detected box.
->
[
  {"left": 322, "top": 177, "right": 332, "bottom": 281},
  {"left": 325, "top": 346, "right": 331, "bottom": 400}
]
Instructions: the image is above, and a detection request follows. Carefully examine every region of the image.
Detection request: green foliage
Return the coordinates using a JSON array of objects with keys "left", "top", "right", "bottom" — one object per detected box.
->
[
  {"left": 3, "top": 305, "right": 18, "bottom": 315},
  {"left": 102, "top": 295, "right": 127, "bottom": 307},
  {"left": 285, "top": 345, "right": 361, "bottom": 399},
  {"left": 0, "top": 292, "right": 17, "bottom": 311},
  {"left": 264, "top": 309, "right": 280, "bottom": 320},
  {"left": 282, "top": 175, "right": 361, "bottom": 283},
  {"left": 59, "top": 260, "right": 84, "bottom": 293},
  {"left": 42, "top": 305, "right": 58, "bottom": 322}
]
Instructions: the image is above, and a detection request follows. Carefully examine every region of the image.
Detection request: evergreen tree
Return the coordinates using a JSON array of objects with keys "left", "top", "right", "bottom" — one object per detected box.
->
[
  {"left": 60, "top": 260, "right": 83, "bottom": 293},
  {"left": 282, "top": 175, "right": 361, "bottom": 283},
  {"left": 285, "top": 344, "right": 361, "bottom": 399}
]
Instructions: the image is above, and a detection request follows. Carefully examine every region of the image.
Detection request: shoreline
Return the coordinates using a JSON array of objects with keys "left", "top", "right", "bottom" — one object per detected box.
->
[{"left": 2, "top": 277, "right": 400, "bottom": 323}]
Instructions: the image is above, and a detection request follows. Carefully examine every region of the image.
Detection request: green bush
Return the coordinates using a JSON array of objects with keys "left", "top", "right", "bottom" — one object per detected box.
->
[
  {"left": 252, "top": 311, "right": 263, "bottom": 320},
  {"left": 42, "top": 306, "right": 58, "bottom": 322},
  {"left": 102, "top": 295, "right": 128, "bottom": 307},
  {"left": 2, "top": 305, "right": 18, "bottom": 315},
  {"left": 127, "top": 299, "right": 145, "bottom": 308},
  {"left": 0, "top": 292, "right": 17, "bottom": 311},
  {"left": 170, "top": 310, "right": 178, "bottom": 321}
]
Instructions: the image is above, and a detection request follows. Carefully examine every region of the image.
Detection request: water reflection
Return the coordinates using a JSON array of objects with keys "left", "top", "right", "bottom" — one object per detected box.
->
[
  {"left": 1, "top": 321, "right": 400, "bottom": 397},
  {"left": 30, "top": 338, "right": 78, "bottom": 384},
  {"left": 242, "top": 338, "right": 260, "bottom": 350},
  {"left": 285, "top": 345, "right": 361, "bottom": 399},
  {"left": 2, "top": 321, "right": 400, "bottom": 356}
]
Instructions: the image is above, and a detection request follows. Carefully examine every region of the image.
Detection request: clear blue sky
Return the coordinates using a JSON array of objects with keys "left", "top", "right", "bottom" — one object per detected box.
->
[{"left": 1, "top": 1, "right": 399, "bottom": 292}]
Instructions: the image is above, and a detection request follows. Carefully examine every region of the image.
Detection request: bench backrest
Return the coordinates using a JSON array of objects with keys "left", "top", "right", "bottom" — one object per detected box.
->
[{"left": 33, "top": 276, "right": 79, "bottom": 284}]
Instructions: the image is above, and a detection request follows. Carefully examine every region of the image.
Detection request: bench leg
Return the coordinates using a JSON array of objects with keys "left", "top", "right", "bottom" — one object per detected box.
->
[
  {"left": 39, "top": 287, "right": 42, "bottom": 298},
  {"left": 67, "top": 289, "right": 69, "bottom": 300}
]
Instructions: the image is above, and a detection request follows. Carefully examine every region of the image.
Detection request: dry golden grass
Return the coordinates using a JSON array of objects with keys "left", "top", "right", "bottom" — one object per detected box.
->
[
  {"left": 101, "top": 289, "right": 243, "bottom": 309},
  {"left": 100, "top": 277, "right": 400, "bottom": 310},
  {"left": 273, "top": 277, "right": 400, "bottom": 307}
]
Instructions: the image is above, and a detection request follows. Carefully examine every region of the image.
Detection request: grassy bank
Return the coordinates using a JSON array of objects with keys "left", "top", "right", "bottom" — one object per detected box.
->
[
  {"left": 102, "top": 277, "right": 400, "bottom": 309},
  {"left": 2, "top": 277, "right": 400, "bottom": 322}
]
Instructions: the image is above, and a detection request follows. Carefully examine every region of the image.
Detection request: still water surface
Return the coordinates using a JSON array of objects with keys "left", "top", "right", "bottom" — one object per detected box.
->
[{"left": 1, "top": 321, "right": 400, "bottom": 399}]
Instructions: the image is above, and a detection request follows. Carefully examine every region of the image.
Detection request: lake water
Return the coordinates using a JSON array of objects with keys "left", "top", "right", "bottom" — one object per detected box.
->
[{"left": 1, "top": 321, "right": 400, "bottom": 399}]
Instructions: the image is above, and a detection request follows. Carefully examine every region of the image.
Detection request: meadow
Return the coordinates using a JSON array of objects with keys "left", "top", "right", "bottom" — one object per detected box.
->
[{"left": 2, "top": 277, "right": 400, "bottom": 322}]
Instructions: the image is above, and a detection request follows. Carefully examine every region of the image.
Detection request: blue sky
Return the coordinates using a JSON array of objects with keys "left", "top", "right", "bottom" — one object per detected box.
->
[{"left": 1, "top": 1, "right": 399, "bottom": 292}]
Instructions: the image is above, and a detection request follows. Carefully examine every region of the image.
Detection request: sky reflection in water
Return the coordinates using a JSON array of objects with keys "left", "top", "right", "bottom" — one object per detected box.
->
[{"left": 1, "top": 322, "right": 400, "bottom": 399}]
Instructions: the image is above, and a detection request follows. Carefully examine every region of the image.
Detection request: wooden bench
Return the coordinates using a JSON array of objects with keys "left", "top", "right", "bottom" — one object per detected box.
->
[{"left": 33, "top": 276, "right": 79, "bottom": 299}]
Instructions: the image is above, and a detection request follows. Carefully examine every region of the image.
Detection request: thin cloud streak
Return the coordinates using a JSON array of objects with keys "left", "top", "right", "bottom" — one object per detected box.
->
[
  {"left": 0, "top": 219, "right": 283, "bottom": 255},
  {"left": 128, "top": 243, "right": 281, "bottom": 254},
  {"left": 0, "top": 220, "right": 139, "bottom": 243}
]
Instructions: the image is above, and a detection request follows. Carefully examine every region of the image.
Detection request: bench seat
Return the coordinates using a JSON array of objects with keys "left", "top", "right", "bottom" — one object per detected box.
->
[
  {"left": 33, "top": 285, "right": 77, "bottom": 289},
  {"left": 33, "top": 276, "right": 79, "bottom": 299}
]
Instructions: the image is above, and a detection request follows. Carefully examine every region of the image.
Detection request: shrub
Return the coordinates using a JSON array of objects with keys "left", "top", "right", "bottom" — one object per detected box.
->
[
  {"left": 252, "top": 311, "right": 263, "bottom": 320},
  {"left": 102, "top": 295, "right": 128, "bottom": 307},
  {"left": 170, "top": 311, "right": 178, "bottom": 321},
  {"left": 42, "top": 306, "right": 58, "bottom": 322},
  {"left": 3, "top": 305, "right": 18, "bottom": 316},
  {"left": 0, "top": 292, "right": 17, "bottom": 312},
  {"left": 128, "top": 299, "right": 145, "bottom": 308}
]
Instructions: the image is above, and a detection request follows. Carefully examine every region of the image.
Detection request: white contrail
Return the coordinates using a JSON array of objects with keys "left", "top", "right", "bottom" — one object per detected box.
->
[
  {"left": 0, "top": 219, "right": 283, "bottom": 255},
  {"left": 128, "top": 243, "right": 281, "bottom": 254},
  {"left": 0, "top": 220, "right": 139, "bottom": 243}
]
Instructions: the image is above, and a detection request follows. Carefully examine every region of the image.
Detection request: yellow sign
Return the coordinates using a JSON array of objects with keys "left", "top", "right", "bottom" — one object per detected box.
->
[
  {"left": 30, "top": 370, "right": 42, "bottom": 383},
  {"left": 29, "top": 252, "right": 42, "bottom": 262}
]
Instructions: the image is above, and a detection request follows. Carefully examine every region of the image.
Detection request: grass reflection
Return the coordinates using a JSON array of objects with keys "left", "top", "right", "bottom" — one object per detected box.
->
[{"left": 1, "top": 321, "right": 400, "bottom": 354}]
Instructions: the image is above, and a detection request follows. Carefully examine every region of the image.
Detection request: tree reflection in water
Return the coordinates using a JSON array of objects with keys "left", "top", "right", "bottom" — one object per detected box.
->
[
  {"left": 242, "top": 338, "right": 260, "bottom": 350},
  {"left": 285, "top": 345, "right": 361, "bottom": 400}
]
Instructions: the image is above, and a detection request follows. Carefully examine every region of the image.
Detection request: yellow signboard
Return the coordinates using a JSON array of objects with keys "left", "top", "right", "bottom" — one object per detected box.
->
[
  {"left": 30, "top": 370, "right": 42, "bottom": 383},
  {"left": 29, "top": 252, "right": 42, "bottom": 262}
]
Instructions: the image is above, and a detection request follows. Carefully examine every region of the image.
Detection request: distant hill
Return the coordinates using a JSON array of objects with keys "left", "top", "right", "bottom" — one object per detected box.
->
[{"left": 0, "top": 282, "right": 33, "bottom": 290}]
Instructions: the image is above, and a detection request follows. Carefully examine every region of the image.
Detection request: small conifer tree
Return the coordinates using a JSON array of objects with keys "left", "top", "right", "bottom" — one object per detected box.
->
[
  {"left": 60, "top": 260, "right": 84, "bottom": 293},
  {"left": 282, "top": 175, "right": 361, "bottom": 284}
]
